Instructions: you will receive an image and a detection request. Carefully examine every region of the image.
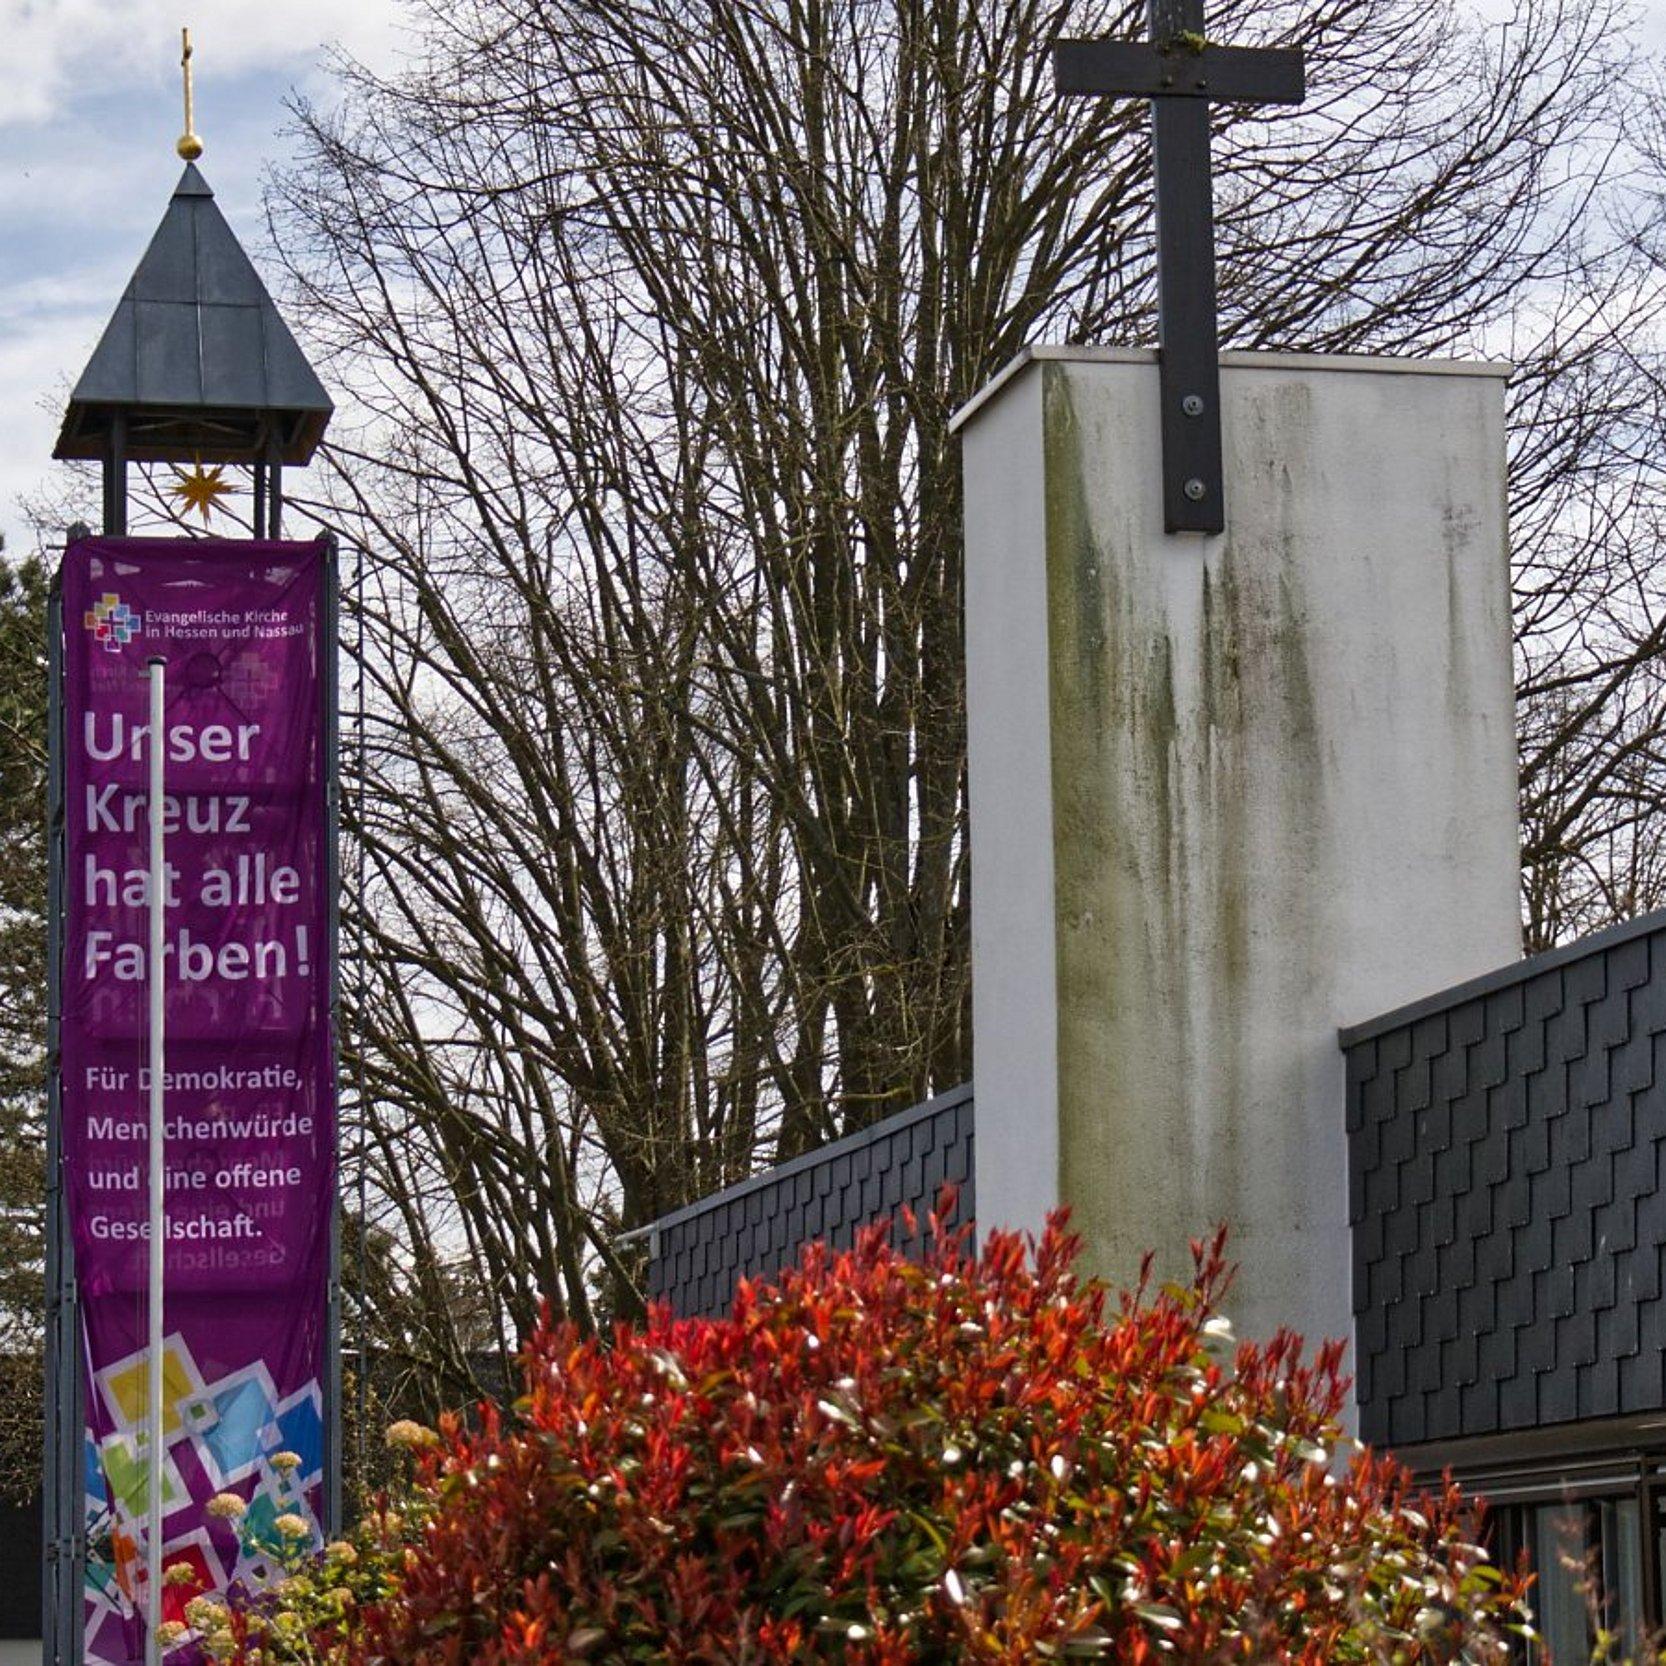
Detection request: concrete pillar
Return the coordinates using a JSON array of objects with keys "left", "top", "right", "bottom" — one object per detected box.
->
[{"left": 956, "top": 346, "right": 1521, "bottom": 1356}]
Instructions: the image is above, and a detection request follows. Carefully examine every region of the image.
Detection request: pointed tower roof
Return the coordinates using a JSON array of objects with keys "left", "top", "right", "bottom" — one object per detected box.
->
[{"left": 53, "top": 164, "right": 332, "bottom": 465}]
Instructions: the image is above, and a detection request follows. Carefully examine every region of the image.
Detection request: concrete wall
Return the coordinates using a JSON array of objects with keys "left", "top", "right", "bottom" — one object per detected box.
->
[{"left": 958, "top": 346, "right": 1522, "bottom": 1357}]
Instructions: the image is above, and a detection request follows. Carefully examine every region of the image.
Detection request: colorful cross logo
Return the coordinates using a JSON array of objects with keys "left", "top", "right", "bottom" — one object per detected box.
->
[{"left": 84, "top": 593, "right": 142, "bottom": 652}]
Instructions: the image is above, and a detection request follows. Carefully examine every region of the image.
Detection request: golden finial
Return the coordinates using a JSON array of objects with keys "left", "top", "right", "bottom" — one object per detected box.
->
[{"left": 176, "top": 28, "right": 203, "bottom": 162}]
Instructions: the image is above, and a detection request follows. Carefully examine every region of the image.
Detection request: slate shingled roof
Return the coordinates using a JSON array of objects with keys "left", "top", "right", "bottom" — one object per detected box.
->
[
  {"left": 54, "top": 163, "right": 332, "bottom": 465},
  {"left": 1344, "top": 909, "right": 1666, "bottom": 1450},
  {"left": 646, "top": 1084, "right": 974, "bottom": 1318}
]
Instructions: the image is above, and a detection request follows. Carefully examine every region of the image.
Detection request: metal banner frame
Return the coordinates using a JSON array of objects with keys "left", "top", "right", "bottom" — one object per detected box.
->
[{"left": 42, "top": 514, "right": 342, "bottom": 1661}]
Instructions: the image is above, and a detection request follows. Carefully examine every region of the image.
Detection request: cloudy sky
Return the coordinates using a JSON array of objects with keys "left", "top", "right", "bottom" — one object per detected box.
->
[
  {"left": 5, "top": 0, "right": 1666, "bottom": 557},
  {"left": 0, "top": 0, "right": 408, "bottom": 552}
]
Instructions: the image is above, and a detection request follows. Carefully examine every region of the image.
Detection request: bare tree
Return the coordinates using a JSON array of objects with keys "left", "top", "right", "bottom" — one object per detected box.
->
[
  {"left": 1514, "top": 92, "right": 1666, "bottom": 949},
  {"left": 252, "top": 0, "right": 1666, "bottom": 1378}
]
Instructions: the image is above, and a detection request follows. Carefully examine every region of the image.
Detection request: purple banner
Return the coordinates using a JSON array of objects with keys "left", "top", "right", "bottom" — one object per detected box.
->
[{"left": 60, "top": 537, "right": 334, "bottom": 1664}]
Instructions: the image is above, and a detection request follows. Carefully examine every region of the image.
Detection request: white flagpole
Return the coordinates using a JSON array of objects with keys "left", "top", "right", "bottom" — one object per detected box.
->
[{"left": 146, "top": 657, "right": 167, "bottom": 1666}]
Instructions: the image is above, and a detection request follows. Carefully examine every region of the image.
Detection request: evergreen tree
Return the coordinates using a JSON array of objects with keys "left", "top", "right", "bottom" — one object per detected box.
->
[{"left": 0, "top": 550, "right": 47, "bottom": 1502}]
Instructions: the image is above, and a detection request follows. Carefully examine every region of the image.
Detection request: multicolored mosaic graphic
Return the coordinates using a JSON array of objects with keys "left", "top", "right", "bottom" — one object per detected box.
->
[
  {"left": 83, "top": 1335, "right": 325, "bottom": 1662},
  {"left": 82, "top": 592, "right": 143, "bottom": 652}
]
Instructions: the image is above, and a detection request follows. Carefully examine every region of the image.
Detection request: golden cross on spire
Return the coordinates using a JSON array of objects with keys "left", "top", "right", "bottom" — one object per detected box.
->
[{"left": 176, "top": 27, "right": 203, "bottom": 161}]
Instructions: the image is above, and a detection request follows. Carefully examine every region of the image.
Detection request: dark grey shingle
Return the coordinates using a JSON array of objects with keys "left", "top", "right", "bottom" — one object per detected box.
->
[
  {"left": 646, "top": 1086, "right": 974, "bottom": 1319},
  {"left": 55, "top": 164, "right": 331, "bottom": 464},
  {"left": 1348, "top": 912, "right": 1666, "bottom": 1445}
]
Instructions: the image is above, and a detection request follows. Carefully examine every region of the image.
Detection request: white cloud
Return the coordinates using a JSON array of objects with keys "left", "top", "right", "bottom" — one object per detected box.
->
[
  {"left": 0, "top": 254, "right": 127, "bottom": 541},
  {"left": 1470, "top": 0, "right": 1666, "bottom": 48},
  {"left": 0, "top": 0, "right": 408, "bottom": 127}
]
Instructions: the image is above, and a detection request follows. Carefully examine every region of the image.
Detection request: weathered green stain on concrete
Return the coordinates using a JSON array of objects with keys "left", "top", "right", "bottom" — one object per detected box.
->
[
  {"left": 1042, "top": 361, "right": 1167, "bottom": 1259},
  {"left": 1043, "top": 361, "right": 1338, "bottom": 1298},
  {"left": 964, "top": 348, "right": 1521, "bottom": 1356}
]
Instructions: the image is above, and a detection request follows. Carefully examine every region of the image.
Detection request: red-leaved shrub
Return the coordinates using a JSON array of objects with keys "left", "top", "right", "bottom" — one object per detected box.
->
[{"left": 231, "top": 1210, "right": 1530, "bottom": 1663}]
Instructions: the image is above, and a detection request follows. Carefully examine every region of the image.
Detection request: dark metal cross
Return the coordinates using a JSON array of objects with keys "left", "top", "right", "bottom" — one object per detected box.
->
[{"left": 1056, "top": 2, "right": 1304, "bottom": 534}]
